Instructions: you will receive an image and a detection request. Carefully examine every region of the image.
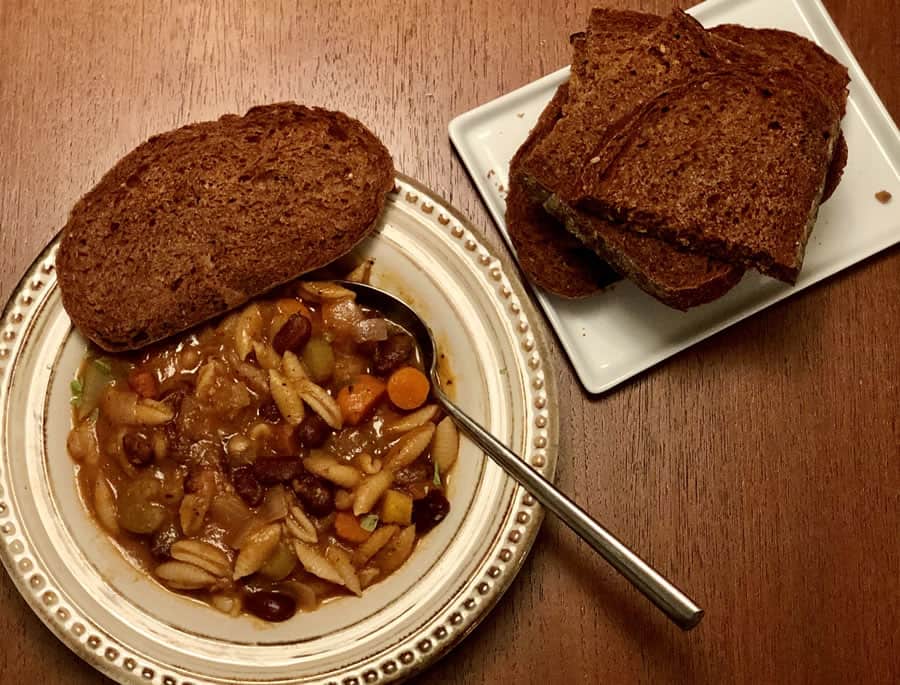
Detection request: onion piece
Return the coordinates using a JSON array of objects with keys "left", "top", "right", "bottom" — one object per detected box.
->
[
  {"left": 257, "top": 484, "right": 289, "bottom": 524},
  {"left": 322, "top": 298, "right": 364, "bottom": 335}
]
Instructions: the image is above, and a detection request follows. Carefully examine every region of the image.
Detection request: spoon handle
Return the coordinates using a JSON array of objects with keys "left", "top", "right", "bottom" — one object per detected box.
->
[{"left": 436, "top": 391, "right": 704, "bottom": 631}]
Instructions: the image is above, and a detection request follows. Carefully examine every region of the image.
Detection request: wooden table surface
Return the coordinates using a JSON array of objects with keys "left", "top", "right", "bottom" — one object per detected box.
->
[{"left": 1, "top": 1, "right": 898, "bottom": 683}]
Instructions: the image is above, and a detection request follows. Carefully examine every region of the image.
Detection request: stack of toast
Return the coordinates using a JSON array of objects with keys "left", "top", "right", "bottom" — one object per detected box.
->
[{"left": 506, "top": 9, "right": 849, "bottom": 309}]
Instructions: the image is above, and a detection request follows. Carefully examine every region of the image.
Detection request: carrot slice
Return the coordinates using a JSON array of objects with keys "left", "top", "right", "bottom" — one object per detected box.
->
[
  {"left": 386, "top": 367, "right": 430, "bottom": 410},
  {"left": 337, "top": 374, "right": 387, "bottom": 425},
  {"left": 334, "top": 512, "right": 371, "bottom": 544}
]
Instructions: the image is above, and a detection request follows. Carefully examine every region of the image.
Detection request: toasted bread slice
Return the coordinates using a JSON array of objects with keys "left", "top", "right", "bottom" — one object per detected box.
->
[
  {"left": 522, "top": 9, "right": 715, "bottom": 200},
  {"left": 710, "top": 24, "right": 850, "bottom": 202},
  {"left": 544, "top": 195, "right": 744, "bottom": 309},
  {"left": 506, "top": 84, "right": 620, "bottom": 298},
  {"left": 515, "top": 79, "right": 742, "bottom": 308},
  {"left": 519, "top": 10, "right": 745, "bottom": 308},
  {"left": 515, "top": 10, "right": 848, "bottom": 306},
  {"left": 57, "top": 103, "right": 394, "bottom": 351},
  {"left": 577, "top": 69, "right": 841, "bottom": 282}
]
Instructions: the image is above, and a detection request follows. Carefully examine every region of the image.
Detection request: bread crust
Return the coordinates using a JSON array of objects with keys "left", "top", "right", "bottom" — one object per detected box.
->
[{"left": 506, "top": 84, "right": 620, "bottom": 298}]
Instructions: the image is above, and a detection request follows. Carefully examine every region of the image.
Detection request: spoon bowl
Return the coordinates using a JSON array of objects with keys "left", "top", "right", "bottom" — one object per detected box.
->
[{"left": 339, "top": 280, "right": 704, "bottom": 630}]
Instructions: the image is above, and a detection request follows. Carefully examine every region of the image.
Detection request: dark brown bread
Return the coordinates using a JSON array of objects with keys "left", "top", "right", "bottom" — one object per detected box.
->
[
  {"left": 822, "top": 133, "right": 848, "bottom": 201},
  {"left": 523, "top": 9, "right": 715, "bottom": 201},
  {"left": 521, "top": 10, "right": 745, "bottom": 308},
  {"left": 544, "top": 195, "right": 744, "bottom": 309},
  {"left": 513, "top": 10, "right": 849, "bottom": 306},
  {"left": 57, "top": 103, "right": 394, "bottom": 351},
  {"left": 506, "top": 83, "right": 620, "bottom": 298},
  {"left": 520, "top": 77, "right": 743, "bottom": 308},
  {"left": 711, "top": 25, "right": 850, "bottom": 116},
  {"left": 577, "top": 69, "right": 841, "bottom": 282},
  {"left": 709, "top": 24, "right": 850, "bottom": 202}
]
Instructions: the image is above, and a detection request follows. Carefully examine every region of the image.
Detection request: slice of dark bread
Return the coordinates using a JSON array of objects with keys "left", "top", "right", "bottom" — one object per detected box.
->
[
  {"left": 517, "top": 10, "right": 745, "bottom": 308},
  {"left": 57, "top": 103, "right": 394, "bottom": 351},
  {"left": 506, "top": 84, "right": 620, "bottom": 298},
  {"left": 512, "top": 9, "right": 848, "bottom": 306},
  {"left": 515, "top": 76, "right": 743, "bottom": 309},
  {"left": 544, "top": 195, "right": 744, "bottom": 309},
  {"left": 709, "top": 24, "right": 850, "bottom": 202},
  {"left": 577, "top": 69, "right": 841, "bottom": 283},
  {"left": 522, "top": 9, "right": 714, "bottom": 201}
]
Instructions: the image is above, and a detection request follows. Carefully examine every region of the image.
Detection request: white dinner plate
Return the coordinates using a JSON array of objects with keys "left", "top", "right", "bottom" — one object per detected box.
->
[
  {"left": 0, "top": 175, "right": 557, "bottom": 684},
  {"left": 449, "top": 0, "right": 900, "bottom": 394}
]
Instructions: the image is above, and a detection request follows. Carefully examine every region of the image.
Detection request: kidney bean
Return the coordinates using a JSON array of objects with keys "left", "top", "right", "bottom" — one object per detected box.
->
[
  {"left": 392, "top": 462, "right": 430, "bottom": 487},
  {"left": 127, "top": 369, "right": 160, "bottom": 399},
  {"left": 372, "top": 334, "right": 414, "bottom": 375},
  {"left": 257, "top": 400, "right": 282, "bottom": 423},
  {"left": 231, "top": 466, "right": 263, "bottom": 506},
  {"left": 253, "top": 456, "right": 306, "bottom": 485},
  {"left": 355, "top": 340, "right": 378, "bottom": 358},
  {"left": 272, "top": 313, "right": 312, "bottom": 355},
  {"left": 412, "top": 489, "right": 450, "bottom": 533},
  {"left": 291, "top": 472, "right": 334, "bottom": 517},
  {"left": 244, "top": 590, "right": 297, "bottom": 622},
  {"left": 294, "top": 414, "right": 331, "bottom": 448},
  {"left": 122, "top": 431, "right": 154, "bottom": 466}
]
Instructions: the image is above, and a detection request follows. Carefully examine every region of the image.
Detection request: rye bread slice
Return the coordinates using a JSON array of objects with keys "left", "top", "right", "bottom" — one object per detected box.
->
[
  {"left": 522, "top": 9, "right": 715, "bottom": 199},
  {"left": 517, "top": 10, "right": 848, "bottom": 306},
  {"left": 506, "top": 84, "right": 620, "bottom": 298},
  {"left": 544, "top": 194, "right": 743, "bottom": 309},
  {"left": 709, "top": 24, "right": 850, "bottom": 202},
  {"left": 519, "top": 10, "right": 745, "bottom": 308},
  {"left": 520, "top": 76, "right": 743, "bottom": 308},
  {"left": 57, "top": 103, "right": 394, "bottom": 351},
  {"left": 577, "top": 69, "right": 841, "bottom": 283}
]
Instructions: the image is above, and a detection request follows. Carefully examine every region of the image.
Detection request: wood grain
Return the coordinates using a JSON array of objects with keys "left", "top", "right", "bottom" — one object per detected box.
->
[{"left": 1, "top": 1, "right": 897, "bottom": 683}]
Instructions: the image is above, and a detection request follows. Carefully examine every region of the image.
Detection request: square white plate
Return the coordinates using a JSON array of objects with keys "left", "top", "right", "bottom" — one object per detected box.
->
[{"left": 449, "top": 0, "right": 900, "bottom": 394}]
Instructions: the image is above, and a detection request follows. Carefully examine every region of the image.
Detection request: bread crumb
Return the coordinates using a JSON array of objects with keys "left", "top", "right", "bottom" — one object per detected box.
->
[
  {"left": 516, "top": 112, "right": 525, "bottom": 118},
  {"left": 875, "top": 190, "right": 892, "bottom": 204},
  {"left": 589, "top": 156, "right": 601, "bottom": 164},
  {"left": 487, "top": 169, "right": 495, "bottom": 178}
]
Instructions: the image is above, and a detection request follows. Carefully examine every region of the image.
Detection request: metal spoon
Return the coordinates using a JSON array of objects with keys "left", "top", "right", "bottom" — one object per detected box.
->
[{"left": 339, "top": 280, "right": 704, "bottom": 630}]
